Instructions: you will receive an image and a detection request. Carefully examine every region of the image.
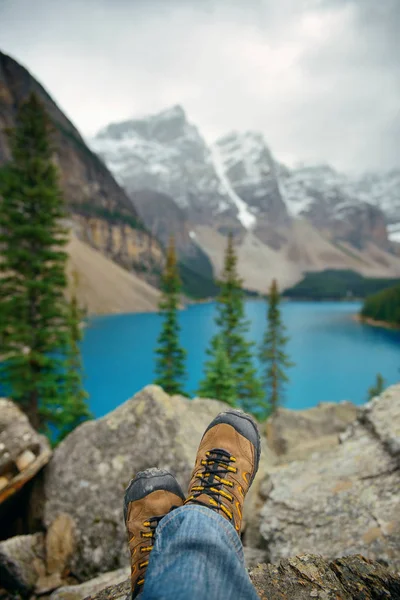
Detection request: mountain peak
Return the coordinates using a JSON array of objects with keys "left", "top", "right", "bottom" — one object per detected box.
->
[
  {"left": 95, "top": 104, "right": 194, "bottom": 144},
  {"left": 150, "top": 104, "right": 186, "bottom": 123}
]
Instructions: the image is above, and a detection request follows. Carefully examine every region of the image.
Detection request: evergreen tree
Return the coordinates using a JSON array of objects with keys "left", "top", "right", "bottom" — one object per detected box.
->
[
  {"left": 198, "top": 336, "right": 236, "bottom": 405},
  {"left": 154, "top": 236, "right": 187, "bottom": 394},
  {"left": 205, "top": 233, "right": 263, "bottom": 416},
  {"left": 56, "top": 273, "right": 92, "bottom": 443},
  {"left": 367, "top": 373, "right": 385, "bottom": 401},
  {"left": 259, "top": 279, "right": 293, "bottom": 415},
  {"left": 0, "top": 93, "right": 89, "bottom": 434}
]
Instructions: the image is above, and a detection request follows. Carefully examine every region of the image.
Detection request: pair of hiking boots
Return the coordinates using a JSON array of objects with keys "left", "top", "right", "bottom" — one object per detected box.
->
[{"left": 124, "top": 409, "right": 261, "bottom": 597}]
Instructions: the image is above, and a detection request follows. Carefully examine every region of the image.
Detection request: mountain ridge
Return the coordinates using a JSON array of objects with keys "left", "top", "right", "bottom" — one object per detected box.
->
[
  {"left": 91, "top": 105, "right": 400, "bottom": 292},
  {"left": 0, "top": 50, "right": 165, "bottom": 311}
]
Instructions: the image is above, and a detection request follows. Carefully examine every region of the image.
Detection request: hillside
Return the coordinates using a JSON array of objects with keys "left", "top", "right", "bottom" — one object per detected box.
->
[
  {"left": 67, "top": 234, "right": 160, "bottom": 314},
  {"left": 91, "top": 106, "right": 400, "bottom": 294},
  {"left": 0, "top": 51, "right": 164, "bottom": 306},
  {"left": 285, "top": 270, "right": 400, "bottom": 300},
  {"left": 361, "top": 284, "right": 400, "bottom": 327},
  {"left": 130, "top": 189, "right": 218, "bottom": 298}
]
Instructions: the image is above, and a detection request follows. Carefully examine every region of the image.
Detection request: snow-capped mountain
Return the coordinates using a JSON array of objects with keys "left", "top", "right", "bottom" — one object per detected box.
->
[
  {"left": 346, "top": 170, "right": 400, "bottom": 242},
  {"left": 213, "top": 134, "right": 391, "bottom": 250},
  {"left": 92, "top": 105, "right": 249, "bottom": 233},
  {"left": 90, "top": 105, "right": 400, "bottom": 292},
  {"left": 215, "top": 131, "right": 289, "bottom": 228},
  {"left": 277, "top": 164, "right": 389, "bottom": 249}
]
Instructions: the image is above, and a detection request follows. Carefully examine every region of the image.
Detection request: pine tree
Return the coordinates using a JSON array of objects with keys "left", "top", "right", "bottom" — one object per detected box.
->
[
  {"left": 154, "top": 236, "right": 187, "bottom": 395},
  {"left": 198, "top": 336, "right": 236, "bottom": 405},
  {"left": 0, "top": 93, "right": 89, "bottom": 434},
  {"left": 204, "top": 233, "right": 263, "bottom": 416},
  {"left": 56, "top": 273, "right": 92, "bottom": 443},
  {"left": 259, "top": 279, "right": 293, "bottom": 415},
  {"left": 367, "top": 373, "right": 385, "bottom": 401}
]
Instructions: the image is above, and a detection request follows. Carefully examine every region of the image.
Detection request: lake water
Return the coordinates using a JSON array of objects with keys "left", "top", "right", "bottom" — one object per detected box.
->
[{"left": 82, "top": 301, "right": 400, "bottom": 418}]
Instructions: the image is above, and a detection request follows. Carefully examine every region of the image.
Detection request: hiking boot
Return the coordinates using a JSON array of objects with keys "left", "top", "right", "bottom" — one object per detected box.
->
[
  {"left": 124, "top": 467, "right": 185, "bottom": 598},
  {"left": 185, "top": 409, "right": 261, "bottom": 534}
]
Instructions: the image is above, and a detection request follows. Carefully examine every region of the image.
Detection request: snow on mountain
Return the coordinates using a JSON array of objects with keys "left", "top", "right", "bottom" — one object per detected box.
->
[
  {"left": 278, "top": 164, "right": 344, "bottom": 218},
  {"left": 214, "top": 131, "right": 289, "bottom": 227},
  {"left": 210, "top": 143, "right": 256, "bottom": 229},
  {"left": 91, "top": 105, "right": 398, "bottom": 253},
  {"left": 344, "top": 170, "right": 400, "bottom": 241},
  {"left": 278, "top": 164, "right": 391, "bottom": 248},
  {"left": 91, "top": 106, "right": 247, "bottom": 230}
]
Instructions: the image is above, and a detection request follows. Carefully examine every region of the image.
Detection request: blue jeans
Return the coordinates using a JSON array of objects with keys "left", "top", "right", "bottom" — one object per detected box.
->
[{"left": 140, "top": 505, "right": 259, "bottom": 600}]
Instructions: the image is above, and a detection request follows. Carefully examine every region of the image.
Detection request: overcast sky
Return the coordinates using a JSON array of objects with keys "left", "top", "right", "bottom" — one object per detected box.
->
[{"left": 1, "top": 0, "right": 399, "bottom": 172}]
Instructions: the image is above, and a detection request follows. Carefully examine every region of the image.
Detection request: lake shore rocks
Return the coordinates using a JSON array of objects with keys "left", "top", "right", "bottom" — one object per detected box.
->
[
  {"left": 265, "top": 400, "right": 358, "bottom": 462},
  {"left": 42, "top": 385, "right": 275, "bottom": 580},
  {"left": 1, "top": 384, "right": 399, "bottom": 599},
  {"left": 259, "top": 385, "right": 400, "bottom": 569}
]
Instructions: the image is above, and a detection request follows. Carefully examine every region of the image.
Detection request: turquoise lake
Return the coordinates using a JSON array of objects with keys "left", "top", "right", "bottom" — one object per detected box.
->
[{"left": 82, "top": 301, "right": 400, "bottom": 418}]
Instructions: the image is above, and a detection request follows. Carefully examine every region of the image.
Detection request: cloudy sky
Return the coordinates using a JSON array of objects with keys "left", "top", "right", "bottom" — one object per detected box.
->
[{"left": 1, "top": 0, "right": 399, "bottom": 172}]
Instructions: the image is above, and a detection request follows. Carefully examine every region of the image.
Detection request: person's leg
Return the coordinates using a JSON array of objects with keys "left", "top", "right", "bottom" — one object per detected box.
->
[
  {"left": 124, "top": 468, "right": 185, "bottom": 598},
  {"left": 141, "top": 504, "right": 259, "bottom": 600},
  {"left": 138, "top": 409, "right": 261, "bottom": 600}
]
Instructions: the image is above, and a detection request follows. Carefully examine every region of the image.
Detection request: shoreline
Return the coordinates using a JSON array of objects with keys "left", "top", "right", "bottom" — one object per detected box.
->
[{"left": 354, "top": 314, "right": 400, "bottom": 331}]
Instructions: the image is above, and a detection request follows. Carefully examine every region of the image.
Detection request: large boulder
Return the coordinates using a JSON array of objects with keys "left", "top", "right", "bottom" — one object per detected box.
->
[
  {"left": 0, "top": 398, "right": 51, "bottom": 509},
  {"left": 259, "top": 385, "right": 400, "bottom": 569},
  {"left": 43, "top": 386, "right": 274, "bottom": 580},
  {"left": 265, "top": 401, "right": 358, "bottom": 462},
  {"left": 75, "top": 555, "right": 400, "bottom": 600}
]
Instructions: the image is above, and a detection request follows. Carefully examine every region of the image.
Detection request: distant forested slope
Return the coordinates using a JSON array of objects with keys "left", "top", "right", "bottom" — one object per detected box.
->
[
  {"left": 284, "top": 270, "right": 400, "bottom": 300},
  {"left": 361, "top": 285, "right": 400, "bottom": 326}
]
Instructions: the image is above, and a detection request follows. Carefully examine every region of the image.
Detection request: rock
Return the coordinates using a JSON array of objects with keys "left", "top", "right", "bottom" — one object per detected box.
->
[
  {"left": 43, "top": 386, "right": 275, "bottom": 580},
  {"left": 250, "top": 554, "right": 400, "bottom": 600},
  {"left": 259, "top": 385, "right": 400, "bottom": 569},
  {"left": 243, "top": 547, "right": 268, "bottom": 568},
  {"left": 266, "top": 401, "right": 358, "bottom": 462},
  {"left": 0, "top": 533, "right": 46, "bottom": 595},
  {"left": 361, "top": 387, "right": 400, "bottom": 461},
  {"left": 50, "top": 568, "right": 129, "bottom": 600},
  {"left": 75, "top": 555, "right": 400, "bottom": 600},
  {"left": 45, "top": 514, "right": 76, "bottom": 577},
  {"left": 0, "top": 398, "right": 51, "bottom": 507},
  {"left": 0, "top": 514, "right": 77, "bottom": 596}
]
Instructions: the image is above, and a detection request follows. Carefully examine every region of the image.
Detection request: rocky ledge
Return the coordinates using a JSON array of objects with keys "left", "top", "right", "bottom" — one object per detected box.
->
[
  {"left": 0, "top": 384, "right": 399, "bottom": 598},
  {"left": 59, "top": 554, "right": 400, "bottom": 600}
]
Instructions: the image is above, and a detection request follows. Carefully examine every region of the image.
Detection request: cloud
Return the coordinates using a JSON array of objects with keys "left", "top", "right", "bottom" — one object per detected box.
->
[{"left": 0, "top": 0, "right": 399, "bottom": 171}]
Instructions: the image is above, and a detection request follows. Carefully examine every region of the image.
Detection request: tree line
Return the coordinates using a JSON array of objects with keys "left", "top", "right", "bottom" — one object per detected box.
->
[
  {"left": 155, "top": 235, "right": 293, "bottom": 420},
  {"left": 361, "top": 284, "right": 400, "bottom": 327},
  {"left": 0, "top": 94, "right": 91, "bottom": 442},
  {"left": 0, "top": 93, "right": 293, "bottom": 444}
]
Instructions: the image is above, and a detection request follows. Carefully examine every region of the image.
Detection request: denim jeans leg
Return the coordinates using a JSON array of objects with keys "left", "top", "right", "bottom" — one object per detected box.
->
[{"left": 140, "top": 505, "right": 259, "bottom": 600}]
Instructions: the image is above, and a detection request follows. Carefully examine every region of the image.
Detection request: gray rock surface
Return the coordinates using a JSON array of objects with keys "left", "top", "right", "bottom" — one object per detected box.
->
[
  {"left": 361, "top": 387, "right": 400, "bottom": 461},
  {"left": 259, "top": 385, "right": 400, "bottom": 569},
  {"left": 0, "top": 514, "right": 76, "bottom": 595},
  {"left": 50, "top": 568, "right": 129, "bottom": 600},
  {"left": 0, "top": 533, "right": 45, "bottom": 595},
  {"left": 73, "top": 555, "right": 400, "bottom": 600},
  {"left": 0, "top": 398, "right": 51, "bottom": 506},
  {"left": 266, "top": 401, "right": 358, "bottom": 462},
  {"left": 43, "top": 386, "right": 274, "bottom": 580}
]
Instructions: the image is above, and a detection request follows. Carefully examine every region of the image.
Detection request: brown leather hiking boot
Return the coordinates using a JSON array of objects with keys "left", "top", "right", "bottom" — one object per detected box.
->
[
  {"left": 124, "top": 468, "right": 185, "bottom": 598},
  {"left": 185, "top": 409, "right": 261, "bottom": 534}
]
